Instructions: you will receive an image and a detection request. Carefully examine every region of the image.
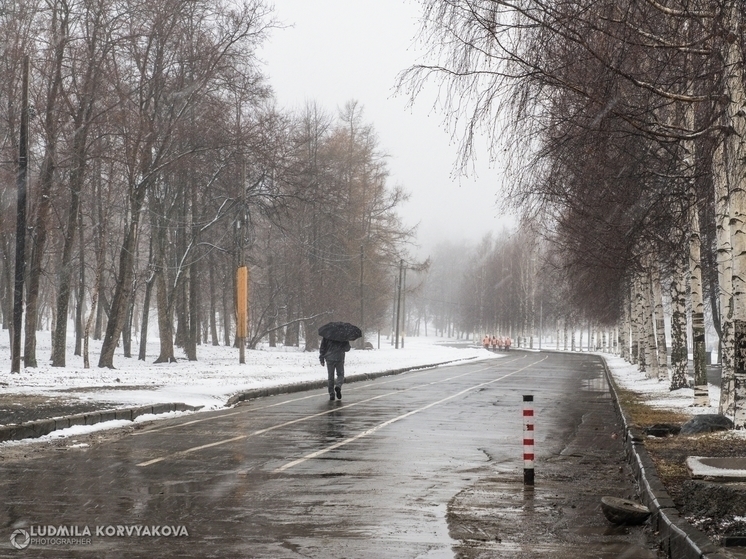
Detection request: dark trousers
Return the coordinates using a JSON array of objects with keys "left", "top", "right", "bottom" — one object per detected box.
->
[{"left": 326, "top": 360, "right": 345, "bottom": 395}]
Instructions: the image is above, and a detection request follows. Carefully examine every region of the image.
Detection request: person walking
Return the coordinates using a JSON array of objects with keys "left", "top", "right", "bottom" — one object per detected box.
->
[{"left": 320, "top": 337, "right": 351, "bottom": 401}]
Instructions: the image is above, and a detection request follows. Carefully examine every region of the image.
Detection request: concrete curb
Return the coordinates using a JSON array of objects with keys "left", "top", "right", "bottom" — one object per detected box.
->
[
  {"left": 600, "top": 355, "right": 733, "bottom": 559},
  {"left": 225, "top": 356, "right": 480, "bottom": 407},
  {"left": 0, "top": 403, "right": 203, "bottom": 443}
]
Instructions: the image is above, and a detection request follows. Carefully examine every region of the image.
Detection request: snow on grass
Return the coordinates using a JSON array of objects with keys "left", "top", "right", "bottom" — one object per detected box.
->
[{"left": 602, "top": 353, "right": 721, "bottom": 415}]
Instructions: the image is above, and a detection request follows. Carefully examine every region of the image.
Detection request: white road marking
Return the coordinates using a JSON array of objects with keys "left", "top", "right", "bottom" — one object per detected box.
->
[
  {"left": 136, "top": 356, "right": 527, "bottom": 467},
  {"left": 136, "top": 358, "right": 511, "bottom": 436},
  {"left": 273, "top": 356, "right": 547, "bottom": 473}
]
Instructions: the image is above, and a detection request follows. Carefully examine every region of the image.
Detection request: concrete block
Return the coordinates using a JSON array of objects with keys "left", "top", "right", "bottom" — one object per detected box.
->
[
  {"left": 114, "top": 409, "right": 133, "bottom": 421},
  {"left": 150, "top": 404, "right": 171, "bottom": 415},
  {"left": 11, "top": 425, "right": 35, "bottom": 440},
  {"left": 55, "top": 417, "right": 71, "bottom": 430},
  {"left": 68, "top": 414, "right": 86, "bottom": 427},
  {"left": 84, "top": 413, "right": 101, "bottom": 426},
  {"left": 29, "top": 420, "right": 55, "bottom": 438},
  {"left": 132, "top": 406, "right": 154, "bottom": 420},
  {"left": 97, "top": 410, "right": 118, "bottom": 423}
]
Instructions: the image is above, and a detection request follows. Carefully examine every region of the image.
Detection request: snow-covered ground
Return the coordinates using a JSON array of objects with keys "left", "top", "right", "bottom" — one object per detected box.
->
[
  {"left": 1, "top": 331, "right": 741, "bottom": 441},
  {"left": 603, "top": 353, "right": 746, "bottom": 440},
  {"left": 603, "top": 353, "right": 721, "bottom": 414},
  {"left": 0, "top": 332, "right": 497, "bottom": 411}
]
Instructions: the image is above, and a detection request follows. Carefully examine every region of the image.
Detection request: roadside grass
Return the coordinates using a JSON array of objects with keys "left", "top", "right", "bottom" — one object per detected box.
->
[
  {"left": 615, "top": 386, "right": 691, "bottom": 427},
  {"left": 615, "top": 385, "right": 746, "bottom": 507}
]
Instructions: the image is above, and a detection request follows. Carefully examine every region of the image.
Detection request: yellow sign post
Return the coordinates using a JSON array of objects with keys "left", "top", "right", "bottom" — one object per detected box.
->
[{"left": 236, "top": 266, "right": 249, "bottom": 363}]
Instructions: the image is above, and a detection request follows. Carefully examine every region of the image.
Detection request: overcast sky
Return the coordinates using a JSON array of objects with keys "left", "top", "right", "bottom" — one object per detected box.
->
[{"left": 258, "top": 0, "right": 515, "bottom": 253}]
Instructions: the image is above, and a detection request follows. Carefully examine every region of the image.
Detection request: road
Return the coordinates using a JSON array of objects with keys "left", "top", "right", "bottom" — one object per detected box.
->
[{"left": 0, "top": 351, "right": 658, "bottom": 558}]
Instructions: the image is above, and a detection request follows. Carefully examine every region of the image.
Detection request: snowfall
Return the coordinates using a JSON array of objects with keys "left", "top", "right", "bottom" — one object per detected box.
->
[{"left": 0, "top": 330, "right": 741, "bottom": 443}]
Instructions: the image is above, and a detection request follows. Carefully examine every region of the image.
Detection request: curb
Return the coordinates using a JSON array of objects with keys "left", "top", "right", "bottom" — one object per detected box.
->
[
  {"left": 0, "top": 403, "right": 203, "bottom": 443},
  {"left": 225, "top": 356, "right": 480, "bottom": 406},
  {"left": 600, "top": 355, "right": 733, "bottom": 559}
]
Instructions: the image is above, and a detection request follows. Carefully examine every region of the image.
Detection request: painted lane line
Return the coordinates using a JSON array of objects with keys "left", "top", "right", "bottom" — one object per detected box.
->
[
  {"left": 136, "top": 355, "right": 525, "bottom": 436},
  {"left": 273, "top": 356, "right": 548, "bottom": 474},
  {"left": 135, "top": 361, "right": 514, "bottom": 467}
]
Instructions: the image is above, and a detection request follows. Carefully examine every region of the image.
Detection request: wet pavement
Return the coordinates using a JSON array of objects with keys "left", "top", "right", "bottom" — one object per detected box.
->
[{"left": 0, "top": 351, "right": 658, "bottom": 558}]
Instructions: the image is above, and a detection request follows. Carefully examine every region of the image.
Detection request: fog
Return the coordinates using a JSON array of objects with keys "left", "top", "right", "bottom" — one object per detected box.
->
[{"left": 259, "top": 0, "right": 516, "bottom": 252}]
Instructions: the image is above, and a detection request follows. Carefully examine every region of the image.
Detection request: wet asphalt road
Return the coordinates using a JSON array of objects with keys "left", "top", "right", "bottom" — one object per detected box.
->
[{"left": 0, "top": 351, "right": 657, "bottom": 558}]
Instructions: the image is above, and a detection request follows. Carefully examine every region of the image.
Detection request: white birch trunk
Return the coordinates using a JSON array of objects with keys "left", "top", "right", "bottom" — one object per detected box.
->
[
  {"left": 564, "top": 319, "right": 568, "bottom": 351},
  {"left": 650, "top": 258, "right": 668, "bottom": 381},
  {"left": 670, "top": 256, "right": 689, "bottom": 390},
  {"left": 721, "top": 1, "right": 746, "bottom": 426},
  {"left": 681, "top": 80, "right": 708, "bottom": 407},
  {"left": 620, "top": 287, "right": 630, "bottom": 362},
  {"left": 630, "top": 281, "right": 639, "bottom": 365},
  {"left": 644, "top": 264, "right": 659, "bottom": 380},
  {"left": 613, "top": 327, "right": 619, "bottom": 355},
  {"left": 715, "top": 137, "right": 735, "bottom": 418},
  {"left": 635, "top": 274, "right": 648, "bottom": 374},
  {"left": 556, "top": 320, "right": 560, "bottom": 351},
  {"left": 689, "top": 202, "right": 709, "bottom": 406}
]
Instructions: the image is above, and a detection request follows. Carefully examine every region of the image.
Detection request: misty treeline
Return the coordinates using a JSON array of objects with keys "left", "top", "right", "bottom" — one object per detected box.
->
[
  {"left": 405, "top": 230, "right": 543, "bottom": 343},
  {"left": 401, "top": 0, "right": 746, "bottom": 426},
  {"left": 0, "top": 0, "right": 411, "bottom": 369}
]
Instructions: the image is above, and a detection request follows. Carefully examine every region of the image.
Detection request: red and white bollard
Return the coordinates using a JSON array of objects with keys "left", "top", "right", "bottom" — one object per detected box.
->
[{"left": 523, "top": 395, "right": 535, "bottom": 486}]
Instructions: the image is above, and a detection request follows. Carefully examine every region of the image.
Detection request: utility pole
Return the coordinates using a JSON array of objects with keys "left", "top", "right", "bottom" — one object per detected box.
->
[
  {"left": 236, "top": 162, "right": 247, "bottom": 364},
  {"left": 391, "top": 275, "right": 397, "bottom": 346},
  {"left": 359, "top": 245, "right": 364, "bottom": 348},
  {"left": 401, "top": 266, "right": 407, "bottom": 348},
  {"left": 12, "top": 55, "right": 29, "bottom": 373},
  {"left": 395, "top": 259, "right": 403, "bottom": 349}
]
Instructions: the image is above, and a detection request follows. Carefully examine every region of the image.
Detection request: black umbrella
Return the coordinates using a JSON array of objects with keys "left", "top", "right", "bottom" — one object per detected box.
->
[{"left": 318, "top": 322, "right": 362, "bottom": 342}]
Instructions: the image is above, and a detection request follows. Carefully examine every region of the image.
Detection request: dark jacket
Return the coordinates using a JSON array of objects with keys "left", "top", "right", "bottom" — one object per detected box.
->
[{"left": 319, "top": 338, "right": 351, "bottom": 363}]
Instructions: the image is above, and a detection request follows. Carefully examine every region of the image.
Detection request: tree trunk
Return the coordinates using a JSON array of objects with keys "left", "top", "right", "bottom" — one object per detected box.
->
[
  {"left": 563, "top": 319, "right": 568, "bottom": 351},
  {"left": 98, "top": 184, "right": 147, "bottom": 368},
  {"left": 74, "top": 209, "right": 85, "bottom": 357},
  {"left": 629, "top": 281, "right": 639, "bottom": 365},
  {"left": 689, "top": 201, "right": 709, "bottom": 406},
  {"left": 670, "top": 256, "right": 689, "bottom": 390},
  {"left": 209, "top": 259, "right": 219, "bottom": 346},
  {"left": 635, "top": 274, "right": 647, "bottom": 373},
  {"left": 154, "top": 265, "right": 176, "bottom": 363},
  {"left": 643, "top": 266, "right": 659, "bottom": 380},
  {"left": 186, "top": 261, "right": 198, "bottom": 361},
  {"left": 139, "top": 273, "right": 154, "bottom": 361},
  {"left": 620, "top": 287, "right": 630, "bottom": 362},
  {"left": 24, "top": 8, "right": 67, "bottom": 367},
  {"left": 724, "top": 0, "right": 746, "bottom": 429},
  {"left": 714, "top": 132, "right": 735, "bottom": 418},
  {"left": 650, "top": 258, "right": 668, "bottom": 381},
  {"left": 122, "top": 293, "right": 134, "bottom": 358},
  {"left": 24, "top": 152, "right": 54, "bottom": 368},
  {"left": 222, "top": 271, "right": 232, "bottom": 346}
]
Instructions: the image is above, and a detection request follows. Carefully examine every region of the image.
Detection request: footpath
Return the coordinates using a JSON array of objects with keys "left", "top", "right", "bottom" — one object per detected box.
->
[{"left": 0, "top": 349, "right": 743, "bottom": 558}]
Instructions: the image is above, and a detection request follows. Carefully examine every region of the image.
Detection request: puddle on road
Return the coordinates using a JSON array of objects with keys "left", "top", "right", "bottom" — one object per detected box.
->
[
  {"left": 446, "top": 477, "right": 657, "bottom": 558},
  {"left": 580, "top": 375, "right": 608, "bottom": 393}
]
